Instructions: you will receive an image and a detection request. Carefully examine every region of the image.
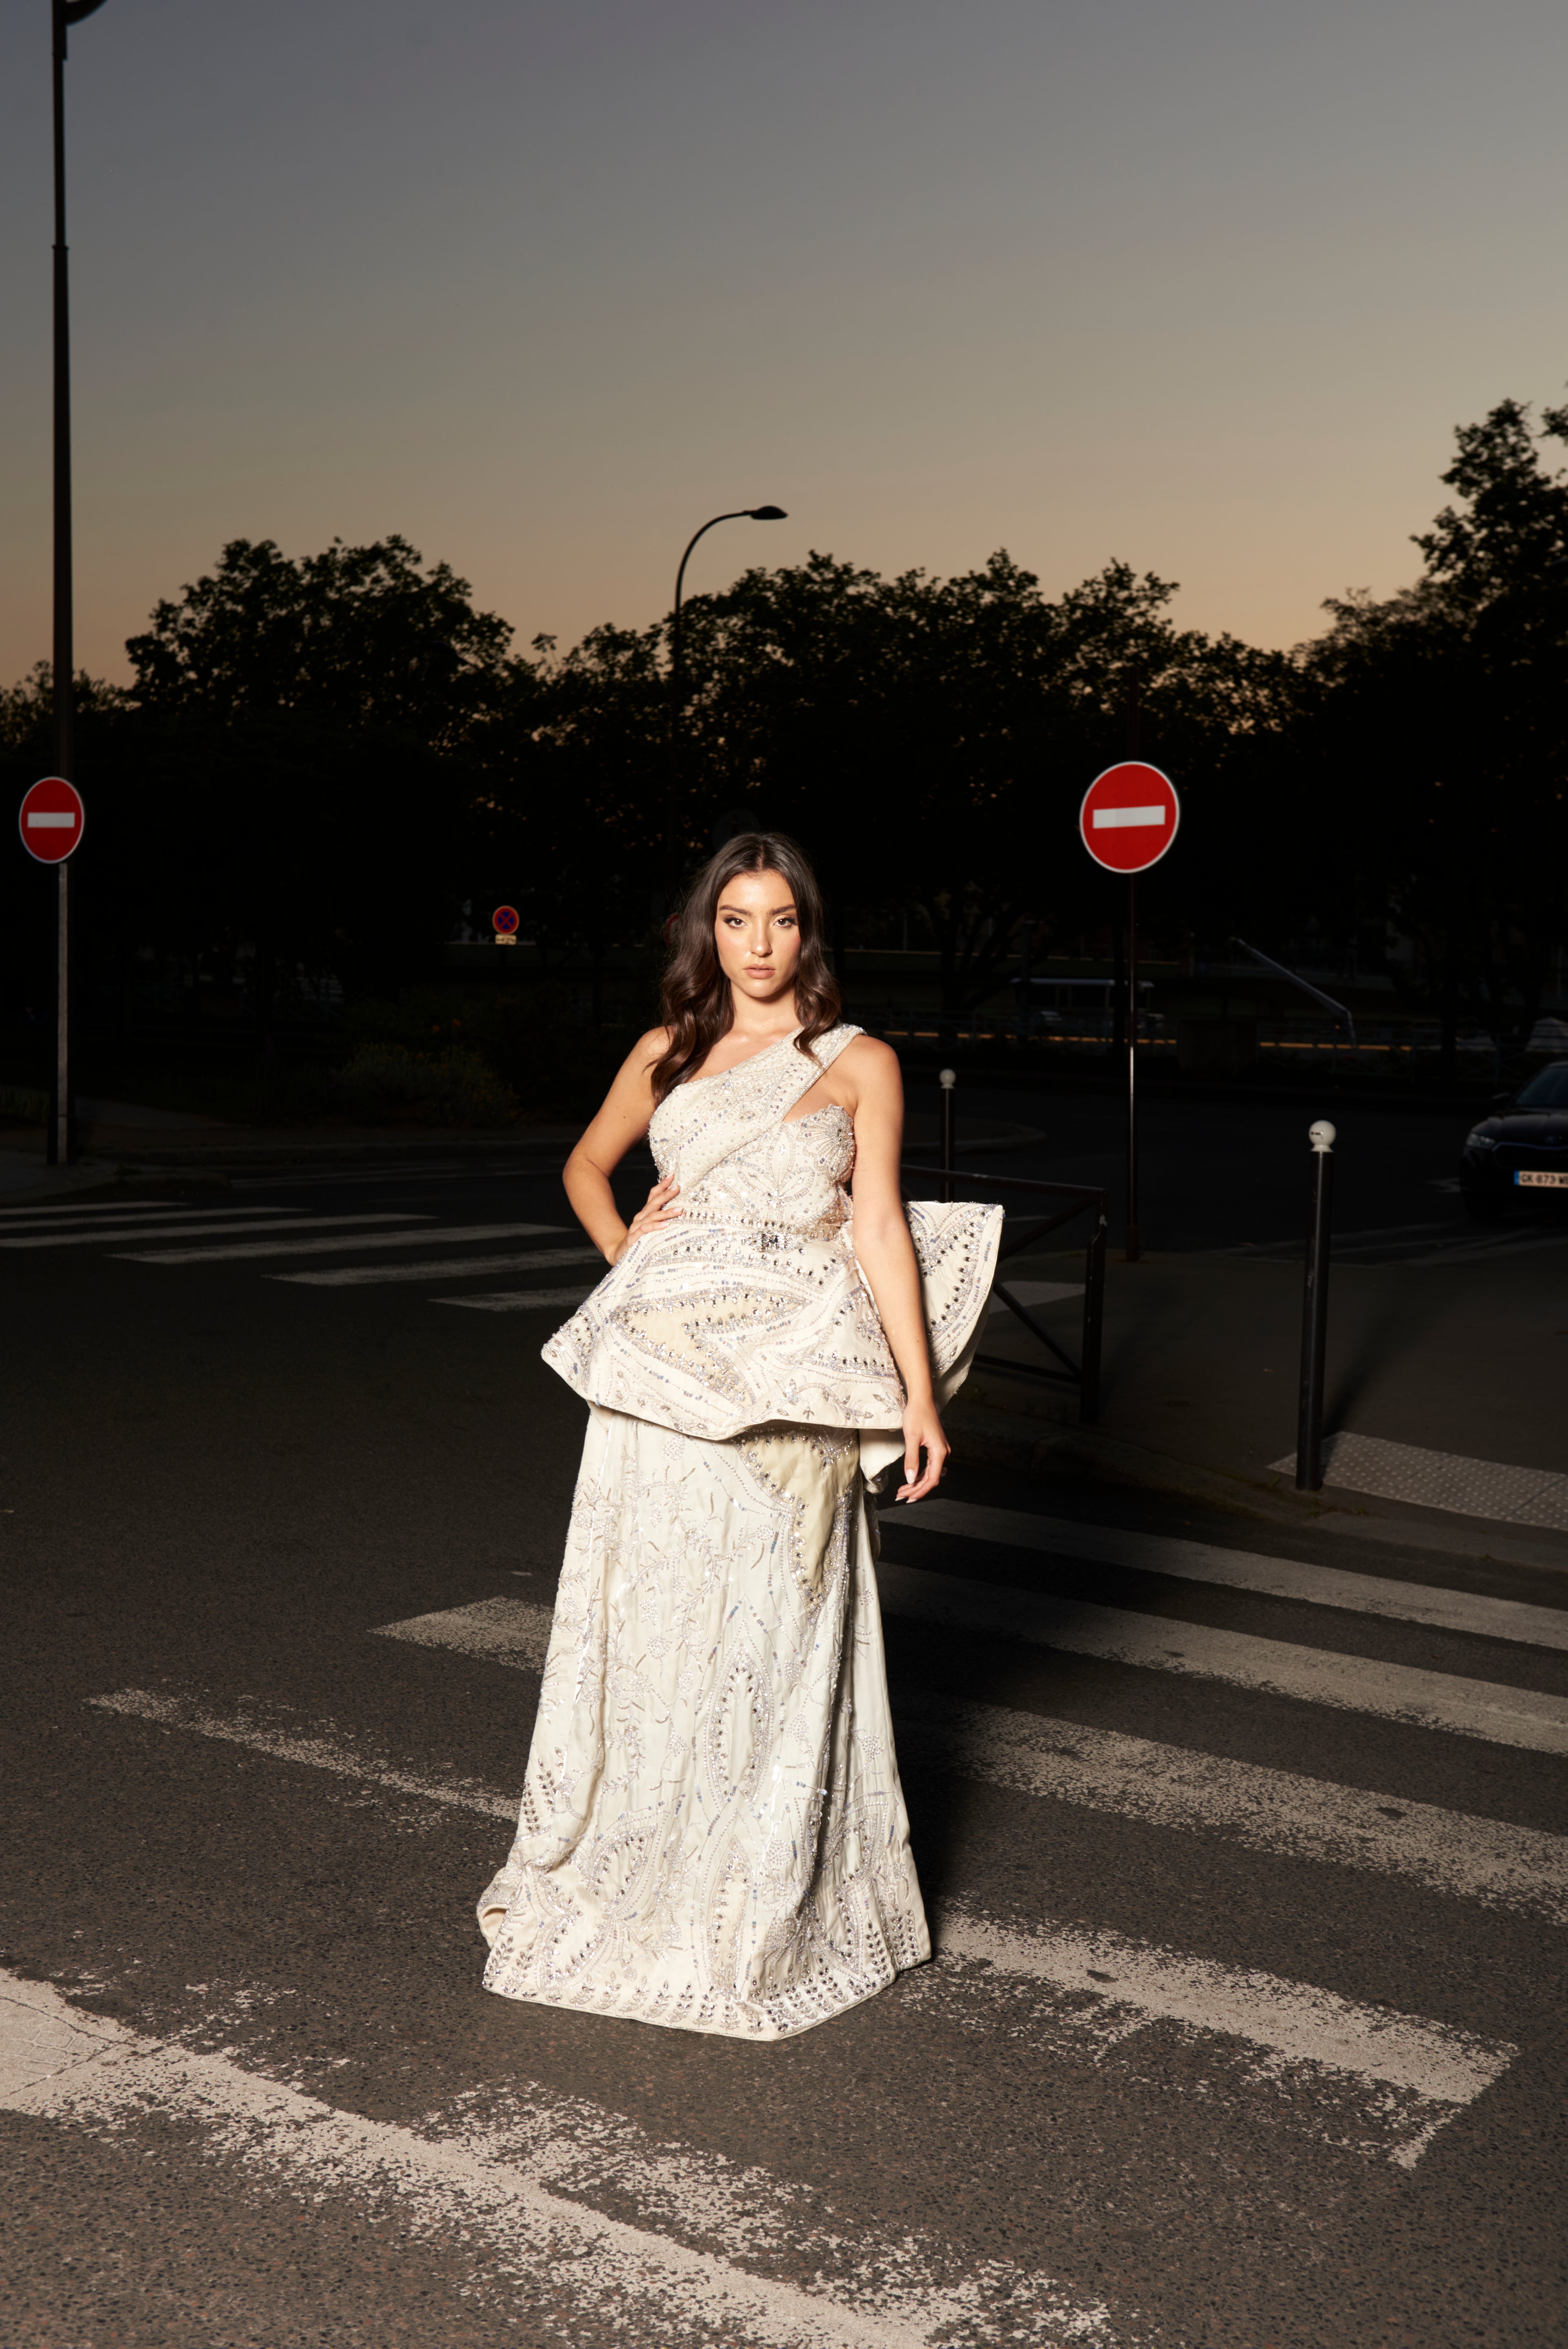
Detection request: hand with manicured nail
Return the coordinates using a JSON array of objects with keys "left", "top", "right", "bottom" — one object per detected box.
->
[{"left": 611, "top": 1178, "right": 683, "bottom": 1264}]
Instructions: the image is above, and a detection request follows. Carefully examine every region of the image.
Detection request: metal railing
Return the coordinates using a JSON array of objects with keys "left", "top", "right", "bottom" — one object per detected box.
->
[{"left": 901, "top": 1070, "right": 1107, "bottom": 1423}]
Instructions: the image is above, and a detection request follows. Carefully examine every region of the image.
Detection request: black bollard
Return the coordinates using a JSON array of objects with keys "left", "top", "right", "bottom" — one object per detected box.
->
[
  {"left": 1295, "top": 1119, "right": 1336, "bottom": 1491},
  {"left": 939, "top": 1067, "right": 956, "bottom": 1205}
]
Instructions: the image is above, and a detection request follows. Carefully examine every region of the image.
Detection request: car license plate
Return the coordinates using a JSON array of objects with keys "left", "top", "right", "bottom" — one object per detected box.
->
[{"left": 1516, "top": 1169, "right": 1568, "bottom": 1189}]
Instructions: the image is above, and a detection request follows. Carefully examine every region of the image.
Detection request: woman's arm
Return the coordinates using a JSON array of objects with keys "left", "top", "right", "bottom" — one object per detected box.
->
[
  {"left": 840, "top": 1037, "right": 949, "bottom": 1503},
  {"left": 563, "top": 1029, "right": 686, "bottom": 1264}
]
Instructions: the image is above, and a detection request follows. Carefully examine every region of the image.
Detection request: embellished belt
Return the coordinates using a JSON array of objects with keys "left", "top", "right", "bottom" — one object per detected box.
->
[{"left": 655, "top": 1206, "right": 850, "bottom": 1247}]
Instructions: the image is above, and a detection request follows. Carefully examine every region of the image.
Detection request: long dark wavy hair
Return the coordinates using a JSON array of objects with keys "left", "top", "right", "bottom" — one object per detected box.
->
[{"left": 649, "top": 832, "right": 842, "bottom": 1103}]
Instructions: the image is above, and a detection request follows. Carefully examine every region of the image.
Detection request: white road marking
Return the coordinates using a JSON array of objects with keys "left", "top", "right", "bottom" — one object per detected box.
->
[
  {"left": 363, "top": 1601, "right": 1568, "bottom": 1920},
  {"left": 1318, "top": 1512, "right": 1568, "bottom": 1575},
  {"left": 895, "top": 1690, "right": 1568, "bottom": 1923},
  {"left": 276, "top": 1246, "right": 602, "bottom": 1287},
  {"left": 930, "top": 1901, "right": 1511, "bottom": 2166},
  {"left": 0, "top": 1971, "right": 1123, "bottom": 2349},
  {"left": 436, "top": 1285, "right": 595, "bottom": 1312},
  {"left": 875, "top": 1561, "right": 1568, "bottom": 1755},
  {"left": 5, "top": 1212, "right": 426, "bottom": 1251},
  {"left": 84, "top": 1691, "right": 1514, "bottom": 2164},
  {"left": 89, "top": 1689, "right": 517, "bottom": 1818},
  {"left": 117, "top": 1220, "right": 567, "bottom": 1265},
  {"left": 1267, "top": 1432, "right": 1568, "bottom": 1533},
  {"left": 0, "top": 1202, "right": 202, "bottom": 1224},
  {"left": 374, "top": 1593, "right": 555, "bottom": 1666},
  {"left": 886, "top": 1498, "right": 1568, "bottom": 1650}
]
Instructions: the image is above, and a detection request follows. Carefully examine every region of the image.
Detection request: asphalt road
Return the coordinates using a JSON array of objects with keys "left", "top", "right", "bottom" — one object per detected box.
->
[
  {"left": 923, "top": 1076, "right": 1512, "bottom": 1260},
  {"left": 2, "top": 1151, "right": 1565, "bottom": 2348}
]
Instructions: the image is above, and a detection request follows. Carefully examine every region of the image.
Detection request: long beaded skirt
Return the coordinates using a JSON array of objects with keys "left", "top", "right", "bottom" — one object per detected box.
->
[{"left": 477, "top": 1406, "right": 930, "bottom": 2039}]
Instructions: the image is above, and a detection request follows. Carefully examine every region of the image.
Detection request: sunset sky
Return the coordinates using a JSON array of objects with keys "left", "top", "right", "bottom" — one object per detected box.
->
[{"left": 1, "top": 0, "right": 1564, "bottom": 688}]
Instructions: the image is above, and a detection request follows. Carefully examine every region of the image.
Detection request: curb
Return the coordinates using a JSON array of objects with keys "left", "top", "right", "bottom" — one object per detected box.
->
[
  {"left": 944, "top": 1397, "right": 1319, "bottom": 1525},
  {"left": 0, "top": 1164, "right": 236, "bottom": 1208},
  {"left": 944, "top": 1397, "right": 1568, "bottom": 1568},
  {"left": 76, "top": 1131, "right": 581, "bottom": 1169}
]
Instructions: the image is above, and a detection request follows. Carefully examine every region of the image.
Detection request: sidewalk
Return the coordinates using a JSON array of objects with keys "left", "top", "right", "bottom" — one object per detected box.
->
[
  {"left": 0, "top": 1116, "right": 583, "bottom": 1200},
  {"left": 952, "top": 1241, "right": 1568, "bottom": 1561}
]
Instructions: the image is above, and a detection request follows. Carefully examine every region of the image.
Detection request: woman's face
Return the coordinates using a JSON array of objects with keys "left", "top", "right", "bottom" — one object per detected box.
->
[{"left": 713, "top": 867, "right": 803, "bottom": 1008}]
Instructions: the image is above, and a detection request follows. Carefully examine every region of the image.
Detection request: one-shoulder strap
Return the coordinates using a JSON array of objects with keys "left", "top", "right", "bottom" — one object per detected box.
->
[
  {"left": 803, "top": 1022, "right": 862, "bottom": 1073},
  {"left": 653, "top": 1025, "right": 864, "bottom": 1194},
  {"left": 778, "top": 1023, "right": 861, "bottom": 1106}
]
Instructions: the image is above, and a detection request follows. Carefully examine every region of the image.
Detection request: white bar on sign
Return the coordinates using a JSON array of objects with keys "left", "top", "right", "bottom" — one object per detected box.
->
[
  {"left": 26, "top": 812, "right": 77, "bottom": 828},
  {"left": 1092, "top": 805, "right": 1166, "bottom": 830}
]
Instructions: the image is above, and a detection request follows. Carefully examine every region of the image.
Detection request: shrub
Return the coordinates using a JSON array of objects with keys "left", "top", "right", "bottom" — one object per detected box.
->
[{"left": 330, "top": 1043, "right": 517, "bottom": 1126}]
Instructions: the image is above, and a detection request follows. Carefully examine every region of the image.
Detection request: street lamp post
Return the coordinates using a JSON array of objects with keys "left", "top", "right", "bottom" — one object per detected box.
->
[
  {"left": 48, "top": 0, "right": 110, "bottom": 1166},
  {"left": 664, "top": 506, "right": 786, "bottom": 896}
]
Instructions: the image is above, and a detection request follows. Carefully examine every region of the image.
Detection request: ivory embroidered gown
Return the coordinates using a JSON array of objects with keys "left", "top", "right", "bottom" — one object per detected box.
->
[{"left": 477, "top": 1025, "right": 1003, "bottom": 2039}]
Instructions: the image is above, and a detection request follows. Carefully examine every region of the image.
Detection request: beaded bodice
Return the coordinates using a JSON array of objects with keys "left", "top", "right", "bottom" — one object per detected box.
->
[
  {"left": 649, "top": 1027, "right": 859, "bottom": 1235},
  {"left": 543, "top": 1021, "right": 1003, "bottom": 1456}
]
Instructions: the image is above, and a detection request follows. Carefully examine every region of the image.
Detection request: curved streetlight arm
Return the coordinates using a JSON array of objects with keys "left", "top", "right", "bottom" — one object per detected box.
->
[
  {"left": 665, "top": 504, "right": 786, "bottom": 897},
  {"left": 674, "top": 510, "right": 755, "bottom": 620},
  {"left": 55, "top": 0, "right": 111, "bottom": 60},
  {"left": 670, "top": 505, "right": 787, "bottom": 681}
]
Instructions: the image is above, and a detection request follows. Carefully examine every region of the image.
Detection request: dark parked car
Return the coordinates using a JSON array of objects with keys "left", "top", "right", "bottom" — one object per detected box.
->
[{"left": 1460, "top": 1059, "right": 1568, "bottom": 1221}]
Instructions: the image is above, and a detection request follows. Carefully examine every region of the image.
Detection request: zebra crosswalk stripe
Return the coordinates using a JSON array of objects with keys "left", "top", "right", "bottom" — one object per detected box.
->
[
  {"left": 366, "top": 1595, "right": 1568, "bottom": 1921},
  {"left": 114, "top": 1220, "right": 567, "bottom": 1265},
  {"left": 82, "top": 1687, "right": 1517, "bottom": 2161},
  {"left": 435, "top": 1286, "right": 595, "bottom": 1312},
  {"left": 4, "top": 1969, "right": 1109, "bottom": 2349},
  {"left": 885, "top": 1496, "right": 1568, "bottom": 1649},
  {"left": 275, "top": 1245, "right": 602, "bottom": 1287},
  {"left": 3, "top": 1212, "right": 427, "bottom": 1249},
  {"left": 894, "top": 1688, "right": 1568, "bottom": 1922},
  {"left": 872, "top": 1561, "right": 1568, "bottom": 1754},
  {"left": 0, "top": 1201, "right": 218, "bottom": 1224}
]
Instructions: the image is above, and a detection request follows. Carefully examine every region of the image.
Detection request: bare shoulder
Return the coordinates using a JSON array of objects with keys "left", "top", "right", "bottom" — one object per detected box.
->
[
  {"left": 625, "top": 1025, "right": 672, "bottom": 1077},
  {"left": 837, "top": 1034, "right": 902, "bottom": 1096}
]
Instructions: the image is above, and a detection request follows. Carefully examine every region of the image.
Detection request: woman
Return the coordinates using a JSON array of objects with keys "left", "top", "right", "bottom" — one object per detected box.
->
[{"left": 478, "top": 833, "right": 1002, "bottom": 2039}]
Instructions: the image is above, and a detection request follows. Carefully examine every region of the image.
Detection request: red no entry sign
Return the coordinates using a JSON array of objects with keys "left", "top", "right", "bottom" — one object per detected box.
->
[
  {"left": 19, "top": 776, "right": 86, "bottom": 864},
  {"left": 1079, "top": 762, "right": 1179, "bottom": 874}
]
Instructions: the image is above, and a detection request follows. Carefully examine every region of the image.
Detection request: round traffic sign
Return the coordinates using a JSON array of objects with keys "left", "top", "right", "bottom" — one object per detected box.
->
[
  {"left": 492, "top": 904, "right": 520, "bottom": 936},
  {"left": 19, "top": 775, "right": 86, "bottom": 864},
  {"left": 1079, "top": 762, "right": 1179, "bottom": 875}
]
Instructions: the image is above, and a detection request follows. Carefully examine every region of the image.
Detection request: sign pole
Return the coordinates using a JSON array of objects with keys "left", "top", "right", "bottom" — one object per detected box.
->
[
  {"left": 1125, "top": 873, "right": 1138, "bottom": 1262},
  {"left": 1078, "top": 758, "right": 1180, "bottom": 1264},
  {"left": 45, "top": 2, "right": 109, "bottom": 1166},
  {"left": 55, "top": 863, "right": 69, "bottom": 1167},
  {"left": 52, "top": 0, "right": 75, "bottom": 1167},
  {"left": 20, "top": 779, "right": 86, "bottom": 1156},
  {"left": 1123, "top": 676, "right": 1139, "bottom": 1263}
]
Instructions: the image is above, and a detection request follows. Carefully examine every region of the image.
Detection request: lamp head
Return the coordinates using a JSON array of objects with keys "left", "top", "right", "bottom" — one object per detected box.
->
[{"left": 748, "top": 506, "right": 788, "bottom": 521}]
